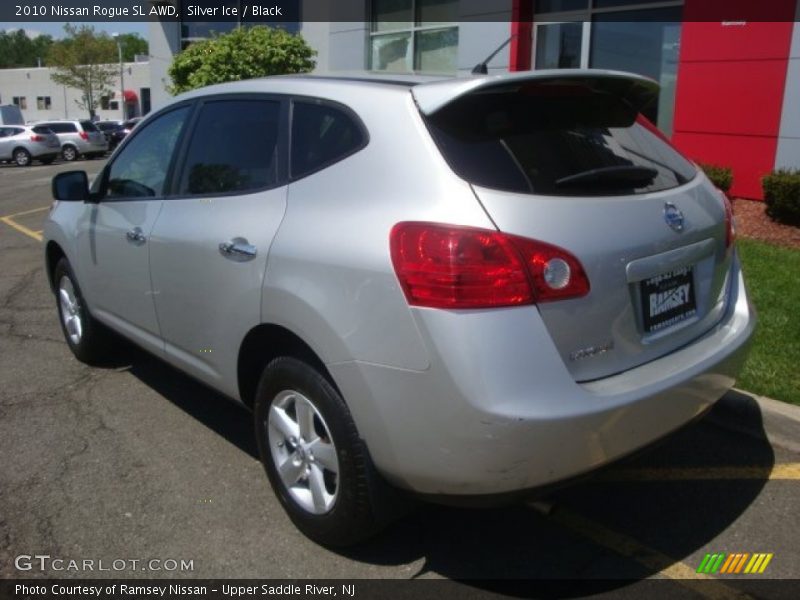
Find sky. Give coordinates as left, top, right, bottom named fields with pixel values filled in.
left=1, top=21, right=149, bottom=39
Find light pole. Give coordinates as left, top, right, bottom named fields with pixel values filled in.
left=112, top=33, right=125, bottom=120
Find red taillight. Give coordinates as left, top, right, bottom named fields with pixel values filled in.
left=79, top=131, right=89, bottom=141
left=723, top=193, right=736, bottom=249
left=390, top=222, right=590, bottom=309
left=30, top=134, right=44, bottom=142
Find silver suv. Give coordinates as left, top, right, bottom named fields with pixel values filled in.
left=0, top=124, right=60, bottom=166
left=35, top=119, right=108, bottom=161
left=44, top=71, right=755, bottom=546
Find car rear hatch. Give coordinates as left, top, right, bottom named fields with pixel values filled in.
left=80, top=120, right=107, bottom=146
left=32, top=126, right=60, bottom=148
left=413, top=71, right=735, bottom=382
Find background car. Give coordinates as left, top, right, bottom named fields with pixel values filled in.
left=0, top=124, right=60, bottom=166
left=44, top=71, right=755, bottom=547
left=95, top=120, right=123, bottom=152
left=35, top=119, right=108, bottom=161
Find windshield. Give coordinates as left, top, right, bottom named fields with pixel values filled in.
left=425, top=82, right=696, bottom=196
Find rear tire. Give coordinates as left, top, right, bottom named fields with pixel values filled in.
left=62, top=145, right=78, bottom=161
left=13, top=148, right=31, bottom=167
left=254, top=357, right=402, bottom=546
left=53, top=258, right=114, bottom=364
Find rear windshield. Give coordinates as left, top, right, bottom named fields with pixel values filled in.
left=425, top=81, right=696, bottom=196
left=80, top=120, right=99, bottom=132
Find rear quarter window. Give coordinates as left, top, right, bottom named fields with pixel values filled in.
left=426, top=83, right=696, bottom=197
left=80, top=121, right=99, bottom=132
left=290, top=100, right=366, bottom=180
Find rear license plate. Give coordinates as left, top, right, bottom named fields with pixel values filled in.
left=640, top=266, right=696, bottom=333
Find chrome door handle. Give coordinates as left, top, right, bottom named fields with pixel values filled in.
left=126, top=227, right=146, bottom=244
left=219, top=238, right=257, bottom=261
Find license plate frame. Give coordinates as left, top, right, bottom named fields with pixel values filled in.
left=640, top=266, right=697, bottom=334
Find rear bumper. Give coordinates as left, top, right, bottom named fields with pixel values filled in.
left=330, top=258, right=755, bottom=496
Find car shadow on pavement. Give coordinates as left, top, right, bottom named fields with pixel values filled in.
left=120, top=350, right=775, bottom=596
left=121, top=347, right=260, bottom=460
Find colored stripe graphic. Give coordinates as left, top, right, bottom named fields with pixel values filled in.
left=701, top=552, right=774, bottom=575
left=697, top=554, right=712, bottom=573
left=758, top=554, right=774, bottom=573
left=698, top=553, right=727, bottom=574
left=720, top=554, right=736, bottom=573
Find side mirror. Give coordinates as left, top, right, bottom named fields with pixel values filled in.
left=52, top=171, right=89, bottom=202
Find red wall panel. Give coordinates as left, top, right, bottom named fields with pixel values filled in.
left=672, top=2, right=796, bottom=199
left=672, top=132, right=778, bottom=200
left=679, top=19, right=794, bottom=62
left=673, top=61, right=789, bottom=137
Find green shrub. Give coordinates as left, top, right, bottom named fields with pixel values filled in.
left=762, top=169, right=800, bottom=226
left=168, top=26, right=316, bottom=94
left=699, top=163, right=733, bottom=193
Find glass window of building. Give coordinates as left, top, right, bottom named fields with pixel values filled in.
left=532, top=1, right=684, bottom=136
left=370, top=0, right=459, bottom=74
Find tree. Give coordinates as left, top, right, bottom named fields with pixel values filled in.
left=116, top=33, right=149, bottom=62
left=47, top=25, right=117, bottom=119
left=168, top=26, right=316, bottom=95
left=0, top=29, right=53, bottom=68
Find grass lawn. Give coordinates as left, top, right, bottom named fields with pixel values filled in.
left=736, top=238, right=800, bottom=405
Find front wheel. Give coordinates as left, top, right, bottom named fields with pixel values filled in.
left=53, top=258, right=114, bottom=364
left=254, top=357, right=401, bottom=546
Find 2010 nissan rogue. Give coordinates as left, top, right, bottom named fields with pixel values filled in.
left=44, top=71, right=756, bottom=546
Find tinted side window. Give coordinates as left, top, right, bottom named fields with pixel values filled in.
left=290, top=101, right=365, bottom=179
left=32, top=125, right=53, bottom=135
left=107, top=107, right=190, bottom=199
left=48, top=123, right=75, bottom=134
left=80, top=120, right=99, bottom=132
left=178, top=99, right=281, bottom=196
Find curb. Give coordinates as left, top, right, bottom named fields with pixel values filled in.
left=710, top=388, right=800, bottom=453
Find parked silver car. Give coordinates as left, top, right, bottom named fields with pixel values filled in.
left=35, top=119, right=108, bottom=161
left=44, top=71, right=755, bottom=546
left=0, top=124, right=60, bottom=166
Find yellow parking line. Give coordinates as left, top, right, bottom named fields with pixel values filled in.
left=549, top=507, right=751, bottom=599
left=0, top=216, right=43, bottom=242
left=598, top=464, right=800, bottom=482
left=3, top=205, right=50, bottom=218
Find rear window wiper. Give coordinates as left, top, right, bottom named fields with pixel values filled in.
left=555, top=165, right=658, bottom=188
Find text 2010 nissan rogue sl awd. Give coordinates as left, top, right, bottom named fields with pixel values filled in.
left=44, top=71, right=755, bottom=546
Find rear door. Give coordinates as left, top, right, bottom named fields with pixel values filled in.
left=148, top=96, right=288, bottom=398
left=419, top=73, right=733, bottom=381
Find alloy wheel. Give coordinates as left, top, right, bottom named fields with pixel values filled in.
left=267, top=390, right=340, bottom=514
left=58, top=276, right=83, bottom=345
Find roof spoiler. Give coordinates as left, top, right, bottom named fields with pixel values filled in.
left=412, top=69, right=660, bottom=116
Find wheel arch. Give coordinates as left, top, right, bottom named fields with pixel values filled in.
left=45, top=241, right=66, bottom=293
left=237, top=323, right=340, bottom=410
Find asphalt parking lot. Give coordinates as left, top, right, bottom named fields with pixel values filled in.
left=1, top=160, right=799, bottom=598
